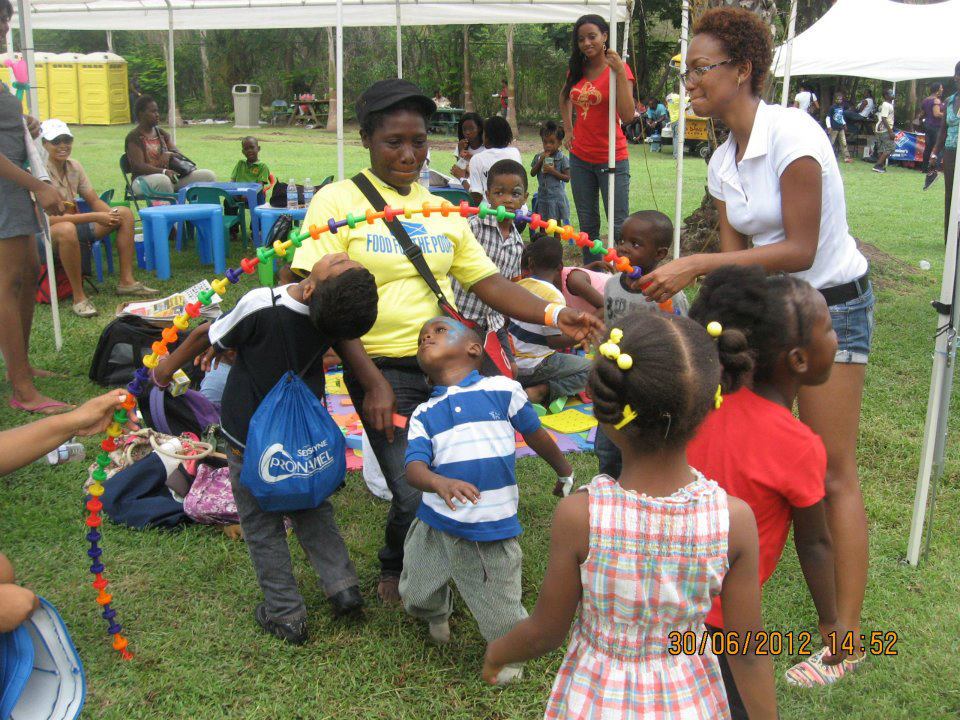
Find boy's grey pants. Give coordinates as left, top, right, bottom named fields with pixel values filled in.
left=228, top=447, right=359, bottom=622
left=399, top=518, right=527, bottom=641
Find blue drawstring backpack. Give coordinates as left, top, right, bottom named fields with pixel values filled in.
left=239, top=292, right=346, bottom=512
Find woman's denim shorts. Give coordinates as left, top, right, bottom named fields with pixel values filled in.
left=828, top=281, right=875, bottom=365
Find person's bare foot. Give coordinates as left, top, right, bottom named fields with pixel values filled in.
left=525, top=384, right=549, bottom=405
left=377, top=576, right=401, bottom=605
left=29, top=366, right=67, bottom=379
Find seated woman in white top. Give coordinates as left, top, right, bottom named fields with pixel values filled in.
left=639, top=5, right=873, bottom=690
left=467, top=115, right=522, bottom=205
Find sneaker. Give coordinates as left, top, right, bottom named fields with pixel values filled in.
left=493, top=664, right=524, bottom=685
left=428, top=618, right=451, bottom=644
left=254, top=603, right=307, bottom=645
left=72, top=299, right=98, bottom=317
left=872, top=166, right=886, bottom=174
left=924, top=170, right=940, bottom=191
left=329, top=586, right=365, bottom=619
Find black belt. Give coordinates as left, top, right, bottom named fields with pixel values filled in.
left=820, top=272, right=869, bottom=307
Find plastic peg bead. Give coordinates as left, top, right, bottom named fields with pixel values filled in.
left=96, top=452, right=111, bottom=467
left=256, top=246, right=274, bottom=264
left=439, top=201, right=454, bottom=217
left=240, top=257, right=258, bottom=274
left=529, top=214, right=544, bottom=230
left=458, top=201, right=472, bottom=217
left=86, top=514, right=102, bottom=529
left=345, top=212, right=360, bottom=229
left=151, top=341, right=169, bottom=356
left=615, top=257, right=631, bottom=273
left=421, top=202, right=433, bottom=217
left=173, top=314, right=190, bottom=331
left=92, top=468, right=107, bottom=481
left=88, top=483, right=105, bottom=498
left=92, top=576, right=108, bottom=590
left=476, top=202, right=492, bottom=218
left=89, top=563, right=104, bottom=575
left=628, top=266, right=643, bottom=279
left=101, top=438, right=117, bottom=452
left=106, top=423, right=123, bottom=438
left=364, top=209, right=379, bottom=224
left=326, top=218, right=340, bottom=234
left=604, top=249, right=618, bottom=263
left=211, top=278, right=229, bottom=295
left=494, top=205, right=508, bottom=222
left=102, top=607, right=117, bottom=620
left=87, top=545, right=103, bottom=558
left=560, top=225, right=575, bottom=241
left=288, top=234, right=303, bottom=249
left=383, top=206, right=399, bottom=222
left=86, top=499, right=103, bottom=514
left=113, top=634, right=128, bottom=650
left=122, top=395, right=137, bottom=411
left=403, top=206, right=414, bottom=219
left=309, top=224, right=322, bottom=239
left=197, top=289, right=215, bottom=306
left=591, top=239, right=605, bottom=255
left=127, top=382, right=144, bottom=397
left=544, top=219, right=558, bottom=236
left=271, top=240, right=287, bottom=258
left=142, top=353, right=159, bottom=369
left=576, top=232, right=591, bottom=247
left=161, top=327, right=178, bottom=344
left=113, top=410, right=128, bottom=424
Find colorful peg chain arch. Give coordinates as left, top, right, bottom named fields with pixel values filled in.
left=86, top=200, right=642, bottom=659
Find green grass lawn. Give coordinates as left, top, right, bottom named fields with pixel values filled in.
left=2, top=124, right=959, bottom=718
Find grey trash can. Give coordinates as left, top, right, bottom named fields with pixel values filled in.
left=232, top=84, right=262, bottom=129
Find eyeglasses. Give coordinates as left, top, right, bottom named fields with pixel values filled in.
left=679, top=59, right=733, bottom=84
left=49, top=136, right=73, bottom=146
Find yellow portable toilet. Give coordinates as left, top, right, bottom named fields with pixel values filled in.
left=34, top=52, right=53, bottom=120
left=48, top=52, right=81, bottom=124
left=79, top=52, right=128, bottom=125
left=0, top=52, right=51, bottom=118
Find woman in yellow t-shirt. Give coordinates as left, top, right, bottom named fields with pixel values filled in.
left=293, top=79, right=602, bottom=604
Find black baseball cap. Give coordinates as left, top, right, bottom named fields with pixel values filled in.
left=355, top=79, right=436, bottom=126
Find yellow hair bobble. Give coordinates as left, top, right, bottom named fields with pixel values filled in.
left=707, top=321, right=723, bottom=338
left=609, top=328, right=624, bottom=343
left=714, top=384, right=724, bottom=410
left=599, top=342, right=619, bottom=360
left=617, top=353, right=633, bottom=371
left=600, top=328, right=632, bottom=370
left=614, top=404, right=638, bottom=430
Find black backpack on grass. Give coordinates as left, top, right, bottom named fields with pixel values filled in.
left=88, top=316, right=202, bottom=388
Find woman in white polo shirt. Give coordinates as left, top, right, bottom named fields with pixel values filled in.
left=641, top=6, right=873, bottom=687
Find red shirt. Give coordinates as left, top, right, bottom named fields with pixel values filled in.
left=569, top=65, right=635, bottom=164
left=687, top=388, right=826, bottom=628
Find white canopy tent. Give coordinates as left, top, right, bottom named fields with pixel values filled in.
left=770, top=0, right=960, bottom=82
left=13, top=0, right=628, bottom=182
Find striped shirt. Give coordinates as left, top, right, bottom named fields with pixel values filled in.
left=451, top=214, right=524, bottom=333
left=508, top=277, right=564, bottom=371
left=405, top=371, right=542, bottom=541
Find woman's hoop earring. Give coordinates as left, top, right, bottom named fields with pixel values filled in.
left=737, top=76, right=743, bottom=89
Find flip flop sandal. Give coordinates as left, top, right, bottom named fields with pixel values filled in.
left=785, top=647, right=854, bottom=687
left=8, top=398, right=72, bottom=415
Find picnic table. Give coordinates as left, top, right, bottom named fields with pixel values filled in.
left=430, top=107, right=464, bottom=135
left=289, top=98, right=330, bottom=127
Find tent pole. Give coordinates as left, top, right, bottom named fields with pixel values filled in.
left=16, top=0, right=39, bottom=118
left=5, top=28, right=13, bottom=53
left=336, top=0, right=344, bottom=180
left=780, top=0, right=797, bottom=107
left=165, top=0, right=176, bottom=144
left=908, top=147, right=960, bottom=566
left=672, top=0, right=688, bottom=260
left=605, top=0, right=617, bottom=248
left=395, top=0, right=402, bottom=79
left=106, top=30, right=113, bottom=53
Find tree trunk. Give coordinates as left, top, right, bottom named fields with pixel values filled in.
left=199, top=30, right=214, bottom=111
left=506, top=24, right=519, bottom=137
left=325, top=26, right=337, bottom=132
left=462, top=26, right=474, bottom=112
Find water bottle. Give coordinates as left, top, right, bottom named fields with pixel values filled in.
left=286, top=178, right=298, bottom=209
left=419, top=150, right=431, bottom=189
left=303, top=178, right=314, bottom=208
left=37, top=441, right=85, bottom=465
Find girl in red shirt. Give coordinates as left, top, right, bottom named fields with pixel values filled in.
left=560, top=14, right=635, bottom=264
left=687, top=265, right=855, bottom=712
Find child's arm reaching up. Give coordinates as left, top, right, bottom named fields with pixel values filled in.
left=521, top=427, right=574, bottom=497
left=721, top=497, right=779, bottom=719
left=152, top=322, right=213, bottom=387
left=483, top=491, right=588, bottom=682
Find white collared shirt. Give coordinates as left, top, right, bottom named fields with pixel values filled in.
left=707, top=101, right=867, bottom=290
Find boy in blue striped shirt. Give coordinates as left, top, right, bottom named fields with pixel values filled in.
left=399, top=317, right=573, bottom=683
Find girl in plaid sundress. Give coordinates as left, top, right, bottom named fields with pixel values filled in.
left=483, top=310, right=778, bottom=719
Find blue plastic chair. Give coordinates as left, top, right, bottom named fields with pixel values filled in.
left=139, top=204, right=224, bottom=280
